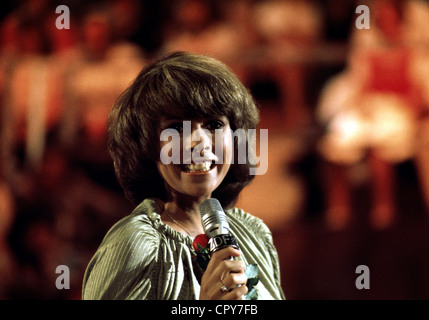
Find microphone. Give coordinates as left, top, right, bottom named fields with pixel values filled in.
left=199, top=198, right=239, bottom=255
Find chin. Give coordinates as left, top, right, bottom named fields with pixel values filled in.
left=158, top=161, right=230, bottom=202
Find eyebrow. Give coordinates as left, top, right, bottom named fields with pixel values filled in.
left=157, top=118, right=183, bottom=131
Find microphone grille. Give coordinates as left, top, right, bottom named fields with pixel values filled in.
left=199, top=198, right=229, bottom=237
left=199, top=198, right=223, bottom=214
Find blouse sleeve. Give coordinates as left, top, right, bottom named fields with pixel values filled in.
left=227, top=208, right=286, bottom=300
left=259, top=222, right=285, bottom=299
left=250, top=215, right=285, bottom=300
left=81, top=215, right=162, bottom=300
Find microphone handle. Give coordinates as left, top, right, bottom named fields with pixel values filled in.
left=208, top=233, right=240, bottom=255
left=208, top=234, right=243, bottom=289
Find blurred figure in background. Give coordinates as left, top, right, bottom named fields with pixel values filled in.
left=64, top=5, right=145, bottom=178
left=252, top=0, right=324, bottom=130
left=161, top=0, right=255, bottom=83
left=0, top=15, right=21, bottom=185
left=161, top=0, right=217, bottom=55
left=404, top=0, right=429, bottom=214
left=0, top=174, right=16, bottom=298
left=317, top=0, right=425, bottom=230
left=109, top=0, right=144, bottom=43
left=7, top=17, right=56, bottom=174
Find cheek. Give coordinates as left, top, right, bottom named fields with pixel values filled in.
left=156, top=163, right=182, bottom=194
left=219, top=130, right=233, bottom=165
left=156, top=160, right=175, bottom=179
left=156, top=162, right=167, bottom=182
left=159, top=133, right=182, bottom=165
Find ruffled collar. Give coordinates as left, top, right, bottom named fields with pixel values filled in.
left=137, top=198, right=194, bottom=248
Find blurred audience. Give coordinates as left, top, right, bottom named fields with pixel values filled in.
left=0, top=0, right=141, bottom=299
left=0, top=0, right=428, bottom=299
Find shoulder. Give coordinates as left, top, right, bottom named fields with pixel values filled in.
left=96, top=199, right=164, bottom=261
left=86, top=198, right=168, bottom=275
left=105, top=206, right=159, bottom=242
left=225, top=207, right=277, bottom=261
left=82, top=199, right=165, bottom=299
left=226, top=207, right=272, bottom=237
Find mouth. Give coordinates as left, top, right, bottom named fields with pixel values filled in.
left=180, top=160, right=216, bottom=174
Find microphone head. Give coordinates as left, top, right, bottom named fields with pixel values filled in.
left=199, top=198, right=230, bottom=238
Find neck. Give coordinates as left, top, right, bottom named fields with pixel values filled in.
left=163, top=196, right=208, bottom=237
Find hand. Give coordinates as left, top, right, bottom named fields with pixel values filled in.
left=199, top=246, right=248, bottom=300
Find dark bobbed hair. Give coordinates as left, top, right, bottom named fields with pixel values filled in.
left=108, top=52, right=260, bottom=208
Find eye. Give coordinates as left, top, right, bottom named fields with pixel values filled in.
left=205, top=119, right=225, bottom=131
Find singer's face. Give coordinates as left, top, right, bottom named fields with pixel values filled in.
left=156, top=116, right=233, bottom=200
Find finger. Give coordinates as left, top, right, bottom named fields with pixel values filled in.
left=202, top=260, right=245, bottom=292
left=226, top=259, right=246, bottom=274
left=222, top=272, right=248, bottom=290
left=209, top=275, right=248, bottom=300
left=201, top=259, right=246, bottom=300
left=206, top=258, right=246, bottom=284
left=211, top=246, right=241, bottom=263
left=204, top=246, right=241, bottom=275
left=220, top=285, right=248, bottom=300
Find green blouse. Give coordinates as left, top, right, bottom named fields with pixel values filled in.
left=82, top=198, right=285, bottom=300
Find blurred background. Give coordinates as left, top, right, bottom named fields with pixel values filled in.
left=1, top=0, right=429, bottom=299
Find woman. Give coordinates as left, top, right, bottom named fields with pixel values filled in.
left=317, top=0, right=423, bottom=230
left=82, top=52, right=285, bottom=300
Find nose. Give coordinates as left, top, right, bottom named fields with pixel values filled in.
left=190, top=126, right=212, bottom=153
left=182, top=123, right=213, bottom=163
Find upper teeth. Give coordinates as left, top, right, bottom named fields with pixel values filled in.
left=183, top=161, right=212, bottom=172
